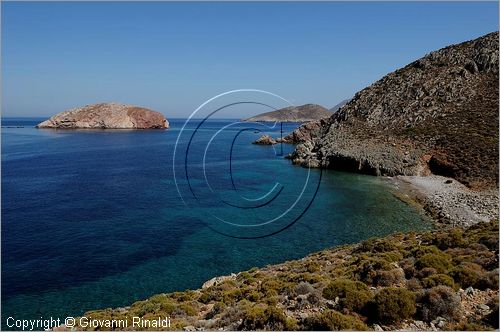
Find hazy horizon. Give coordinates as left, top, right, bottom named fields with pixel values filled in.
left=2, top=1, right=498, bottom=118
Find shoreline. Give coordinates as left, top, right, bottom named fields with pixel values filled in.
left=386, top=175, right=499, bottom=228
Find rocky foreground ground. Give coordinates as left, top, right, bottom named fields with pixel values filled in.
left=65, top=221, right=498, bottom=331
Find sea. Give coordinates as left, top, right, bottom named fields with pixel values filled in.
left=1, top=117, right=432, bottom=328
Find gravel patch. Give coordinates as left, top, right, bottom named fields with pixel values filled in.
left=388, top=175, right=498, bottom=227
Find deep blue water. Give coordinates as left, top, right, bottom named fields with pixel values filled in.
left=1, top=118, right=431, bottom=327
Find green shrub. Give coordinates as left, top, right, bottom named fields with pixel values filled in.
left=415, top=252, right=452, bottom=273
left=417, top=267, right=438, bottom=279
left=322, top=279, right=373, bottom=312
left=307, top=292, right=321, bottom=305
left=406, top=278, right=423, bottom=291
left=475, top=270, right=499, bottom=290
left=246, top=290, right=262, bottom=302
left=131, top=295, right=177, bottom=316
left=221, top=288, right=243, bottom=304
left=424, top=228, right=466, bottom=250
left=306, top=261, right=321, bottom=273
left=296, top=282, right=316, bottom=295
left=379, top=251, right=404, bottom=263
left=411, top=245, right=441, bottom=258
left=359, top=237, right=399, bottom=253
left=421, top=274, right=456, bottom=289
left=240, top=306, right=297, bottom=330
left=170, top=291, right=195, bottom=302
left=485, top=302, right=499, bottom=329
left=205, top=302, right=226, bottom=319
left=287, top=272, right=323, bottom=284
left=198, top=292, right=213, bottom=304
left=373, top=287, right=416, bottom=323
left=352, top=255, right=392, bottom=284
left=450, top=264, right=481, bottom=289
left=478, top=233, right=499, bottom=251
left=400, top=257, right=416, bottom=278
left=178, top=303, right=197, bottom=316
left=374, top=268, right=406, bottom=287
left=260, top=279, right=280, bottom=293
left=303, top=310, right=369, bottom=331
left=418, top=286, right=461, bottom=322
left=237, top=272, right=255, bottom=285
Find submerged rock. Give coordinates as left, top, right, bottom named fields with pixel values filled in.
left=36, top=103, right=169, bottom=129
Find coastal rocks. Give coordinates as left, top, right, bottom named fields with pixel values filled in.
left=252, top=134, right=277, bottom=145
left=290, top=130, right=428, bottom=177
left=36, top=103, right=169, bottom=129
left=282, top=119, right=326, bottom=144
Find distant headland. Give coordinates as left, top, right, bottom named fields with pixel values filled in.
left=243, top=104, right=330, bottom=122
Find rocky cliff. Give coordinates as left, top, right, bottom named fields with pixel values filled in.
left=36, top=103, right=169, bottom=129
left=244, top=104, right=330, bottom=122
left=289, top=32, right=499, bottom=189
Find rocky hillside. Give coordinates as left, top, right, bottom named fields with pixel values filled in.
left=289, top=32, right=498, bottom=189
left=67, top=221, right=498, bottom=331
left=244, top=104, right=330, bottom=122
left=36, top=103, right=169, bottom=129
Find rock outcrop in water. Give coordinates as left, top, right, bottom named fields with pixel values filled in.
left=244, top=104, right=330, bottom=122
left=36, top=103, right=169, bottom=129
left=288, top=32, right=499, bottom=189
left=252, top=134, right=277, bottom=145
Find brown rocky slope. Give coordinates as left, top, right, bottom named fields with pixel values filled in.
left=288, top=32, right=499, bottom=190
left=36, top=103, right=169, bottom=129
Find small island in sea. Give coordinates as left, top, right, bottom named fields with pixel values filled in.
left=36, top=103, right=169, bottom=129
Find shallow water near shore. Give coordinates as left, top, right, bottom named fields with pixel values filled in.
left=1, top=118, right=432, bottom=327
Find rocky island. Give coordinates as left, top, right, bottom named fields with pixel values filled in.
left=36, top=103, right=169, bottom=129
left=244, top=104, right=330, bottom=122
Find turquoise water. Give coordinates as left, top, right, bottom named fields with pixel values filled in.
left=1, top=118, right=432, bottom=327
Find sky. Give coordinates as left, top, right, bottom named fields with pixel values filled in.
left=1, top=1, right=498, bottom=118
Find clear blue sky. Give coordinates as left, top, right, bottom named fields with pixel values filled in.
left=2, top=1, right=498, bottom=118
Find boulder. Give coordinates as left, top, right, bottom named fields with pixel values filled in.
left=252, top=134, right=277, bottom=145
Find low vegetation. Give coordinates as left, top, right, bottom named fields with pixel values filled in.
left=73, top=221, right=498, bottom=331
